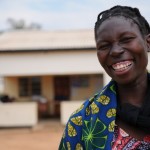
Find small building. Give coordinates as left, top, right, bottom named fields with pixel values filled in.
left=2, top=29, right=149, bottom=120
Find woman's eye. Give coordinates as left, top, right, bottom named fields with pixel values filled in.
left=97, top=44, right=110, bottom=50
left=120, top=37, right=134, bottom=43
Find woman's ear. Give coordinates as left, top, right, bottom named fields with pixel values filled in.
left=146, top=34, right=150, bottom=52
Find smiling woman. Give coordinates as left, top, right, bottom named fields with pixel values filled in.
left=96, top=16, right=149, bottom=85
left=59, top=5, right=150, bottom=150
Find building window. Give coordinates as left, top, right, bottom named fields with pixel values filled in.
left=19, top=77, right=41, bottom=96
left=71, top=76, right=89, bottom=87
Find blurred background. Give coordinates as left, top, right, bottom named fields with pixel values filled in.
left=0, top=0, right=149, bottom=150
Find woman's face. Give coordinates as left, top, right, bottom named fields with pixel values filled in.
left=96, top=16, right=150, bottom=84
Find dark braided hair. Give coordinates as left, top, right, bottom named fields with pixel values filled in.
left=95, top=5, right=150, bottom=39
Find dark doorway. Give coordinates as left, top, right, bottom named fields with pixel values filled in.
left=53, top=76, right=70, bottom=117
left=54, top=76, right=70, bottom=101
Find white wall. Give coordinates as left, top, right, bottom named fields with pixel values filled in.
left=0, top=102, right=38, bottom=127
left=147, top=53, right=150, bottom=70
left=0, top=77, right=4, bottom=93
left=0, top=50, right=102, bottom=76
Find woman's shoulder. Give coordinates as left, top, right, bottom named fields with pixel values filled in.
left=69, top=92, right=100, bottom=117
left=60, top=81, right=117, bottom=149
left=69, top=80, right=117, bottom=119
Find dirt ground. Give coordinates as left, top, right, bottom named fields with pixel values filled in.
left=0, top=119, right=64, bottom=150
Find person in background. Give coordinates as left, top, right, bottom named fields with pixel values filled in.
left=59, top=5, right=150, bottom=150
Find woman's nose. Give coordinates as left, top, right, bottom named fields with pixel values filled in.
left=109, top=43, right=124, bottom=57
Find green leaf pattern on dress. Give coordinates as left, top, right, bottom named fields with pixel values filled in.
left=110, top=84, right=116, bottom=94
left=82, top=118, right=107, bottom=149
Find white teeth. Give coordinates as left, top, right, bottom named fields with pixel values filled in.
left=112, top=61, right=132, bottom=71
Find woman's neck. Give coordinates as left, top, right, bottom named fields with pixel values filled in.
left=117, top=73, right=148, bottom=107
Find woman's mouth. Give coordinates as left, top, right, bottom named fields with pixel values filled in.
left=111, top=60, right=133, bottom=72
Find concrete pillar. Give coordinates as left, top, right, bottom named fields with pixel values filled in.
left=103, top=71, right=111, bottom=86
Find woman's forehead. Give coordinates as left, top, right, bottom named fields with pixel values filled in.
left=96, top=16, right=140, bottom=35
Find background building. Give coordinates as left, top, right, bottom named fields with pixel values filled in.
left=0, top=29, right=149, bottom=120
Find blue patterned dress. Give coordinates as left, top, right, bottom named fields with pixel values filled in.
left=59, top=80, right=117, bottom=150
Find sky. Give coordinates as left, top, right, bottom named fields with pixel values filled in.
left=0, top=0, right=150, bottom=31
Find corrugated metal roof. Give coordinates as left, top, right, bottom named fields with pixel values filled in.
left=0, top=29, right=96, bottom=51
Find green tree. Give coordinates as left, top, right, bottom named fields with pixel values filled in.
left=7, top=18, right=42, bottom=30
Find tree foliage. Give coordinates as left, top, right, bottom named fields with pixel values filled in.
left=7, top=18, right=42, bottom=30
